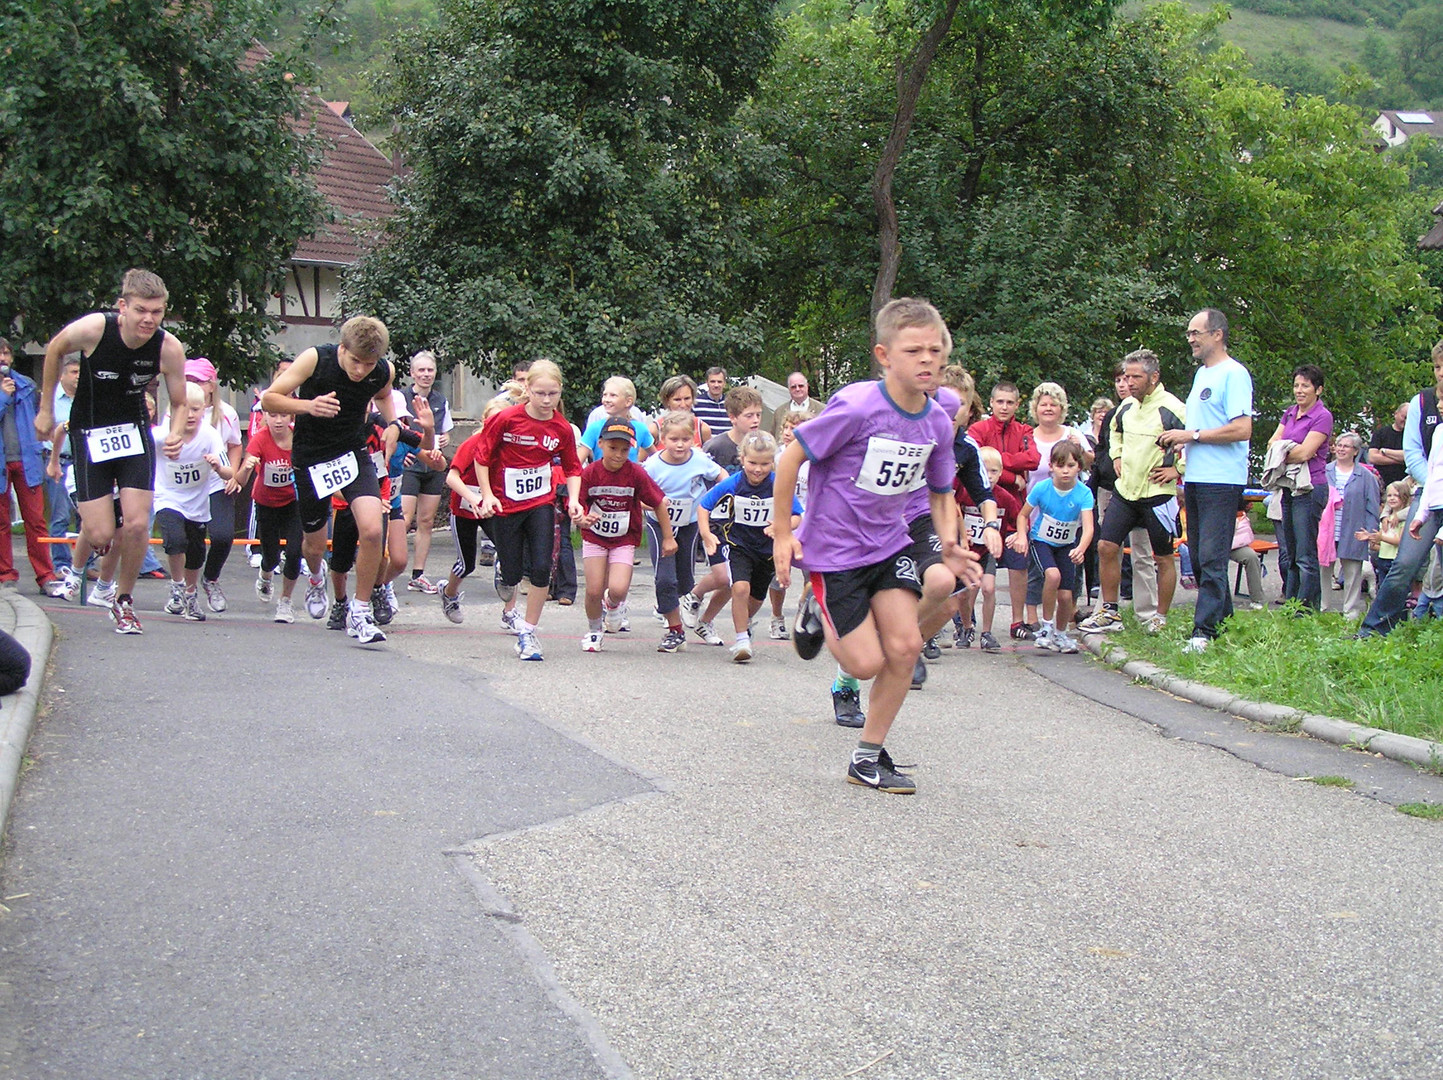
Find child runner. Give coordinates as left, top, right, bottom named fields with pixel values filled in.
left=686, top=385, right=765, bottom=644
left=763, top=411, right=812, bottom=640
left=579, top=377, right=655, bottom=463
left=473, top=360, right=584, bottom=660
left=774, top=298, right=978, bottom=792
left=154, top=383, right=233, bottom=622
left=955, top=446, right=1021, bottom=652
left=577, top=418, right=675, bottom=651
left=644, top=410, right=728, bottom=653
left=232, top=408, right=302, bottom=622
left=185, top=358, right=244, bottom=613
left=698, top=431, right=802, bottom=662
left=1014, top=441, right=1095, bottom=653
left=436, top=392, right=517, bottom=624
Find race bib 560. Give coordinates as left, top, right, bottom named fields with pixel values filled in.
left=504, top=464, right=551, bottom=502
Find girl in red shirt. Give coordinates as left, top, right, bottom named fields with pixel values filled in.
left=473, top=361, right=583, bottom=661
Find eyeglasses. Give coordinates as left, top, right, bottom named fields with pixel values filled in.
left=1184, top=328, right=1214, bottom=339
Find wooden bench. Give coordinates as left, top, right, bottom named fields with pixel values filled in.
left=1234, top=538, right=1278, bottom=596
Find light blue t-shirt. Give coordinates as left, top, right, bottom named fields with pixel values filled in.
left=642, top=447, right=726, bottom=527
left=581, top=415, right=655, bottom=462
left=1027, top=478, right=1095, bottom=548
left=1183, top=357, right=1253, bottom=485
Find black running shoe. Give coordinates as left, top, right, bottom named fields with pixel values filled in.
left=922, top=635, right=942, bottom=660
left=910, top=655, right=927, bottom=690
left=371, top=587, right=394, bottom=626
left=327, top=597, right=348, bottom=631
left=832, top=685, right=864, bottom=728
left=847, top=755, right=916, bottom=794
left=793, top=592, right=825, bottom=661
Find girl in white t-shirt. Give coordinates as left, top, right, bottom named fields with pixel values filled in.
left=155, top=383, right=233, bottom=622
left=185, top=359, right=244, bottom=613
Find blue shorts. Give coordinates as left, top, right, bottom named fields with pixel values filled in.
left=1029, top=540, right=1078, bottom=594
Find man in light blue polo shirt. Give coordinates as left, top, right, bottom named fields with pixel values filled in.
left=1158, top=308, right=1253, bottom=651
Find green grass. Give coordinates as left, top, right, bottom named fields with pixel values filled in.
left=1306, top=774, right=1357, bottom=787
left=1103, top=605, right=1443, bottom=743
left=1398, top=802, right=1443, bottom=819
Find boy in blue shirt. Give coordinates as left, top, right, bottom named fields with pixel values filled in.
left=698, top=431, right=802, bottom=663
left=1015, top=441, right=1095, bottom=653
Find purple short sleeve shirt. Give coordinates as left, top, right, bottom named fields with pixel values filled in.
left=1280, top=401, right=1334, bottom=487
left=794, top=380, right=955, bottom=572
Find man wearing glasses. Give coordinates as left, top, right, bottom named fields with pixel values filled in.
left=770, top=371, right=824, bottom=438
left=1157, top=308, right=1253, bottom=653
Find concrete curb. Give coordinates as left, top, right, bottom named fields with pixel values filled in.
left=1083, top=632, right=1443, bottom=772
left=0, top=594, right=56, bottom=843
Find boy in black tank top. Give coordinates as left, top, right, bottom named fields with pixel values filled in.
left=261, top=316, right=399, bottom=645
left=35, top=269, right=189, bottom=635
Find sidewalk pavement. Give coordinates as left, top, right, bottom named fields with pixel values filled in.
left=1, top=550, right=1441, bottom=1078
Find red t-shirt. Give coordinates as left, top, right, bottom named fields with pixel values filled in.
left=578, top=459, right=666, bottom=548
left=476, top=403, right=581, bottom=515
left=247, top=427, right=296, bottom=508
left=957, top=480, right=1021, bottom=553
left=448, top=429, right=486, bottom=520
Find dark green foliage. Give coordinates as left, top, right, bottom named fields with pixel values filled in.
left=343, top=0, right=780, bottom=414
left=1227, top=0, right=1413, bottom=29
left=0, top=0, right=327, bottom=385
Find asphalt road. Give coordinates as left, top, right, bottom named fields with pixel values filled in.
left=2, top=548, right=1442, bottom=1079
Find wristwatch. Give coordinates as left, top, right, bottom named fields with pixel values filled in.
left=983, top=521, right=1002, bottom=531
left=1192, top=430, right=1201, bottom=442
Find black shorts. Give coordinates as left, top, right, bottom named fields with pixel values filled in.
left=1099, top=493, right=1177, bottom=556
left=71, top=423, right=155, bottom=503
left=482, top=502, right=555, bottom=588
left=401, top=467, right=446, bottom=498
left=707, top=538, right=730, bottom=567
left=729, top=545, right=775, bottom=602
left=808, top=545, right=922, bottom=640
left=907, top=514, right=944, bottom=575
left=1029, top=540, right=1078, bottom=594
left=293, top=449, right=381, bottom=534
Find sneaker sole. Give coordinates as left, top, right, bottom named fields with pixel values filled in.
left=846, top=773, right=915, bottom=794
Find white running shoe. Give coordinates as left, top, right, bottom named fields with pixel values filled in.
left=678, top=592, right=700, bottom=629
left=581, top=631, right=603, bottom=653
left=274, top=596, right=295, bottom=623
left=304, top=576, right=327, bottom=619
left=256, top=572, right=273, bottom=600
left=730, top=635, right=753, bottom=663
left=515, top=630, right=543, bottom=661
left=693, top=620, right=723, bottom=646
left=346, top=600, right=386, bottom=643
left=87, top=580, right=118, bottom=609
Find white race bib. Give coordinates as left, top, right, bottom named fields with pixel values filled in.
left=732, top=495, right=773, bottom=528
left=589, top=506, right=630, bottom=538
left=167, top=460, right=207, bottom=490
left=371, top=450, right=387, bottom=479
left=963, top=508, right=986, bottom=545
left=855, top=436, right=931, bottom=495
left=86, top=423, right=143, bottom=463
left=504, top=464, right=551, bottom=502
left=664, top=497, right=693, bottom=527
left=263, top=461, right=294, bottom=488
left=1037, top=513, right=1080, bottom=546
left=308, top=451, right=358, bottom=498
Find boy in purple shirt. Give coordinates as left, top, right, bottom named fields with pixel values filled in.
left=773, top=298, right=979, bottom=794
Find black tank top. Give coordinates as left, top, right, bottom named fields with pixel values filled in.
left=292, top=344, right=392, bottom=463
left=71, top=312, right=163, bottom=431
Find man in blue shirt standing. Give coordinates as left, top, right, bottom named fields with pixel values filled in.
left=1158, top=309, right=1254, bottom=652
left=46, top=356, right=79, bottom=574
left=0, top=337, right=65, bottom=595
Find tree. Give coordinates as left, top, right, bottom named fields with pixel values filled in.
left=343, top=0, right=780, bottom=415
left=1156, top=33, right=1439, bottom=433
left=0, top=0, right=327, bottom=384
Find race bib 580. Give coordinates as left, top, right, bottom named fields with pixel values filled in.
left=86, top=423, right=143, bottom=463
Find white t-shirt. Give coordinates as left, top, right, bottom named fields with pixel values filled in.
left=203, top=402, right=243, bottom=496
left=1027, top=426, right=1092, bottom=493
left=154, top=425, right=227, bottom=521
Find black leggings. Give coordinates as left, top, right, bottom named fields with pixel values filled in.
left=450, top=516, right=483, bottom=581
left=482, top=502, right=555, bottom=589
left=203, top=489, right=235, bottom=582
left=156, top=508, right=208, bottom=570
left=331, top=508, right=359, bottom=575
left=256, top=502, right=303, bottom=581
